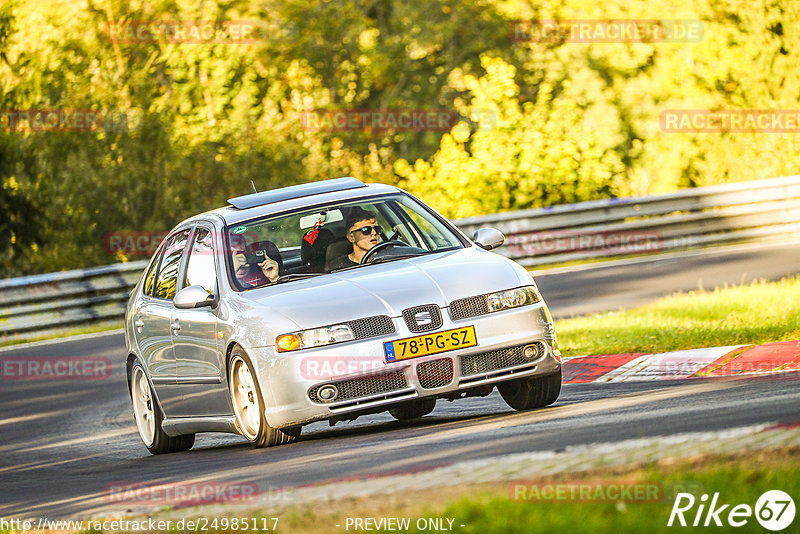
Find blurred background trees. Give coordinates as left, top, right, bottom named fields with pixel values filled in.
left=0, top=0, right=797, bottom=275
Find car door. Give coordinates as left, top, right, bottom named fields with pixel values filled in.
left=139, top=228, right=191, bottom=416
left=170, top=224, right=230, bottom=416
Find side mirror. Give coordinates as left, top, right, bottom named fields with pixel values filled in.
left=174, top=285, right=215, bottom=309
left=473, top=227, right=505, bottom=251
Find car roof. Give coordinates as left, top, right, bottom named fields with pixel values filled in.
left=184, top=178, right=403, bottom=227
left=228, top=177, right=367, bottom=209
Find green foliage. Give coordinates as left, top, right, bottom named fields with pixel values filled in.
left=555, top=276, right=800, bottom=357
left=398, top=0, right=800, bottom=218
left=0, top=0, right=798, bottom=275
left=395, top=56, right=627, bottom=218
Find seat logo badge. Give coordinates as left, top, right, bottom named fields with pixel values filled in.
left=415, top=311, right=432, bottom=326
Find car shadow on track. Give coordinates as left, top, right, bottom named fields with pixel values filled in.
left=187, top=381, right=686, bottom=452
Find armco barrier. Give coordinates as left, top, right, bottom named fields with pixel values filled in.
left=0, top=261, right=147, bottom=340
left=455, top=175, right=800, bottom=266
left=2, top=175, right=800, bottom=340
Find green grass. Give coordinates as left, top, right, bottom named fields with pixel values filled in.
left=418, top=450, right=800, bottom=534
left=554, top=275, right=800, bottom=358
left=182, top=449, right=797, bottom=534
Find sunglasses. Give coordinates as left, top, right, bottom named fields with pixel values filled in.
left=350, top=224, right=383, bottom=237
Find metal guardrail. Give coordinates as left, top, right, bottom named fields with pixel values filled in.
left=456, top=174, right=800, bottom=267
left=0, top=261, right=147, bottom=340
left=2, top=175, right=800, bottom=341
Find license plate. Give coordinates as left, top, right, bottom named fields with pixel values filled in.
left=384, top=326, right=477, bottom=363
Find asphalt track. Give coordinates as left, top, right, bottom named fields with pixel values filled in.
left=1, top=241, right=799, bottom=520
left=534, top=239, right=800, bottom=318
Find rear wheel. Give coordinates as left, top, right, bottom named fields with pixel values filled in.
left=498, top=369, right=562, bottom=411
left=229, top=347, right=298, bottom=447
left=130, top=361, right=195, bottom=454
left=389, top=398, right=436, bottom=420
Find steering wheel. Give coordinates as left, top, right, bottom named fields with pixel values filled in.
left=361, top=240, right=410, bottom=264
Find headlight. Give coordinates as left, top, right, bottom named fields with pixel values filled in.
left=486, top=286, right=540, bottom=313
left=276, top=324, right=355, bottom=352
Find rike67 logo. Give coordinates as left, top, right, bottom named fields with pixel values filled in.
left=668, top=490, right=795, bottom=531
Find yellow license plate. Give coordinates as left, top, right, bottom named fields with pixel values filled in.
left=384, top=326, right=477, bottom=363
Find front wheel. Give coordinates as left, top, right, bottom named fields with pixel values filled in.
left=130, top=361, right=195, bottom=454
left=229, top=347, right=298, bottom=447
left=498, top=369, right=562, bottom=411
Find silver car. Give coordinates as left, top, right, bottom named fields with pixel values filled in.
left=125, top=177, right=562, bottom=454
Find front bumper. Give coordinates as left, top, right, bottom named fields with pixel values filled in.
left=250, top=302, right=561, bottom=428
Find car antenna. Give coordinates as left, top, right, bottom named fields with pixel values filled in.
left=250, top=180, right=258, bottom=194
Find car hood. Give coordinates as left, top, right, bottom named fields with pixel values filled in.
left=236, top=247, right=529, bottom=330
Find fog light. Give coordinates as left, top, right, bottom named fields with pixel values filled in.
left=523, top=344, right=543, bottom=359
left=317, top=384, right=339, bottom=402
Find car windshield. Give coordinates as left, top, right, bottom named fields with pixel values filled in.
left=225, top=193, right=464, bottom=290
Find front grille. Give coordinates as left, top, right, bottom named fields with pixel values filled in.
left=403, top=304, right=443, bottom=333
left=449, top=295, right=489, bottom=320
left=308, top=369, right=407, bottom=404
left=417, top=358, right=454, bottom=389
left=348, top=315, right=395, bottom=339
left=460, top=342, right=546, bottom=377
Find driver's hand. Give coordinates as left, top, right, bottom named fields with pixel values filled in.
left=258, top=257, right=279, bottom=282
left=232, top=252, right=247, bottom=272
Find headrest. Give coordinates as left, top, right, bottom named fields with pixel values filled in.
left=300, top=227, right=335, bottom=266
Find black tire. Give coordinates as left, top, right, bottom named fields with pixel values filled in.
left=498, top=369, right=562, bottom=411
left=228, top=346, right=298, bottom=447
left=130, top=360, right=195, bottom=455
left=389, top=398, right=437, bottom=420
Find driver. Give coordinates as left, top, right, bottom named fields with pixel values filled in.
left=327, top=208, right=383, bottom=269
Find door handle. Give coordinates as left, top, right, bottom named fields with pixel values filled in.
left=171, top=321, right=181, bottom=332
left=134, top=319, right=144, bottom=328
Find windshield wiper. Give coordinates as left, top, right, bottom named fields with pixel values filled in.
left=328, top=250, right=434, bottom=273
left=368, top=252, right=429, bottom=265
left=329, top=253, right=425, bottom=273
left=271, top=273, right=326, bottom=284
